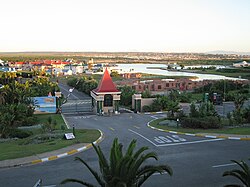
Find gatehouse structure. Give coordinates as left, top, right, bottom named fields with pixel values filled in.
left=91, top=68, right=121, bottom=115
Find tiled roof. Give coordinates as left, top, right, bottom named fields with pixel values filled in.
left=93, top=68, right=119, bottom=93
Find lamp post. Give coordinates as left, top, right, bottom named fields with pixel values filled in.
left=73, top=124, right=75, bottom=136
left=223, top=79, right=226, bottom=117
left=176, top=118, right=179, bottom=129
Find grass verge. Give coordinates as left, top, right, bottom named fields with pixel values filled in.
left=150, top=118, right=250, bottom=135
left=0, top=114, right=100, bottom=161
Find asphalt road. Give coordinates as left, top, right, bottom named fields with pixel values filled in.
left=58, top=83, right=92, bottom=113
left=1, top=113, right=250, bottom=187
left=1, top=85, right=249, bottom=187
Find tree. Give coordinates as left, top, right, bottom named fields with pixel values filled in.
left=234, top=94, right=248, bottom=111
left=223, top=159, right=250, bottom=187
left=61, top=138, right=172, bottom=187
left=189, top=103, right=199, bottom=118
left=119, top=85, right=136, bottom=106
left=0, top=89, right=7, bottom=105
left=166, top=100, right=180, bottom=118
left=110, top=71, right=120, bottom=78
left=0, top=103, right=32, bottom=138
left=232, top=94, right=248, bottom=125
left=141, top=89, right=151, bottom=98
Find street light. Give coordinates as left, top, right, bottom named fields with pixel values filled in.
left=73, top=124, right=75, bottom=136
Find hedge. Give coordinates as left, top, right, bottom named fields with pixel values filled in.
left=181, top=116, right=221, bottom=129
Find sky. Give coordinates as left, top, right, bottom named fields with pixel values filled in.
left=0, top=0, right=250, bottom=53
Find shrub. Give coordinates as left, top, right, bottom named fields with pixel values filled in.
left=20, top=133, right=64, bottom=145
left=181, top=116, right=221, bottom=129
left=243, top=107, right=250, bottom=123
left=9, top=129, right=33, bottom=139
left=142, top=105, right=151, bottom=112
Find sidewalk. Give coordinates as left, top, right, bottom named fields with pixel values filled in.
left=0, top=143, right=89, bottom=169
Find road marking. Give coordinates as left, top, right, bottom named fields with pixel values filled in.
left=212, top=163, right=237, bottom=168
left=128, top=129, right=224, bottom=147
left=64, top=115, right=95, bottom=119
left=134, top=125, right=140, bottom=129
left=166, top=136, right=180, bottom=142
left=151, top=116, right=158, bottom=119
left=128, top=129, right=158, bottom=146
left=156, top=138, right=224, bottom=147
left=109, top=127, right=115, bottom=131
left=154, top=136, right=170, bottom=143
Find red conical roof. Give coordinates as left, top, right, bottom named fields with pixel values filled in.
left=93, top=68, right=119, bottom=93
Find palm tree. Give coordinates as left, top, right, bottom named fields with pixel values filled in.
left=234, top=94, right=248, bottom=111
left=166, top=100, right=180, bottom=118
left=223, top=159, right=250, bottom=187
left=61, top=138, right=173, bottom=187
left=0, top=89, right=7, bottom=105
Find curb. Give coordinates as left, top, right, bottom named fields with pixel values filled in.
left=30, top=130, right=104, bottom=165
left=0, top=130, right=104, bottom=168
left=120, top=108, right=134, bottom=113
left=144, top=111, right=166, bottom=115
left=147, top=119, right=250, bottom=141
left=61, top=113, right=70, bottom=129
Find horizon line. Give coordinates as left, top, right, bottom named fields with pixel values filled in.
left=0, top=50, right=250, bottom=55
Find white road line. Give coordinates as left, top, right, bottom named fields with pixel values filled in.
left=151, top=116, right=158, bottom=119
left=156, top=138, right=224, bottom=147
left=128, top=129, right=224, bottom=147
left=128, top=129, right=158, bottom=146
left=134, top=125, right=140, bottom=129
left=212, top=163, right=237, bottom=168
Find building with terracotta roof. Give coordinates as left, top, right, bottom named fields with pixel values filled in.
left=91, top=68, right=121, bottom=115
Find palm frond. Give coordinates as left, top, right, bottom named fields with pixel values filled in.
left=75, top=157, right=105, bottom=187
left=125, top=139, right=137, bottom=157
left=136, top=165, right=173, bottom=186
left=92, top=142, right=110, bottom=176
left=137, top=165, right=173, bottom=178
left=128, top=152, right=159, bottom=181
left=231, top=160, right=249, bottom=174
left=137, top=171, right=155, bottom=187
left=223, top=170, right=247, bottom=186
left=223, top=159, right=250, bottom=187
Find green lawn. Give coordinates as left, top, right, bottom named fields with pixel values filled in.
left=35, top=113, right=66, bottom=130
left=150, top=118, right=250, bottom=135
left=0, top=114, right=101, bottom=161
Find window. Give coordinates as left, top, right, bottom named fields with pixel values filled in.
left=158, top=85, right=162, bottom=89
left=104, top=94, right=113, bottom=107
left=166, top=83, right=169, bottom=87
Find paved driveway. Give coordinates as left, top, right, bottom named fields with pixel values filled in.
left=1, top=111, right=250, bottom=187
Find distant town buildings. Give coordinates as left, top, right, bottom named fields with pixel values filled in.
left=118, top=78, right=206, bottom=94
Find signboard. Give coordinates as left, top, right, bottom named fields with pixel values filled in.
left=64, top=133, right=75, bottom=140
left=34, top=96, right=57, bottom=113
